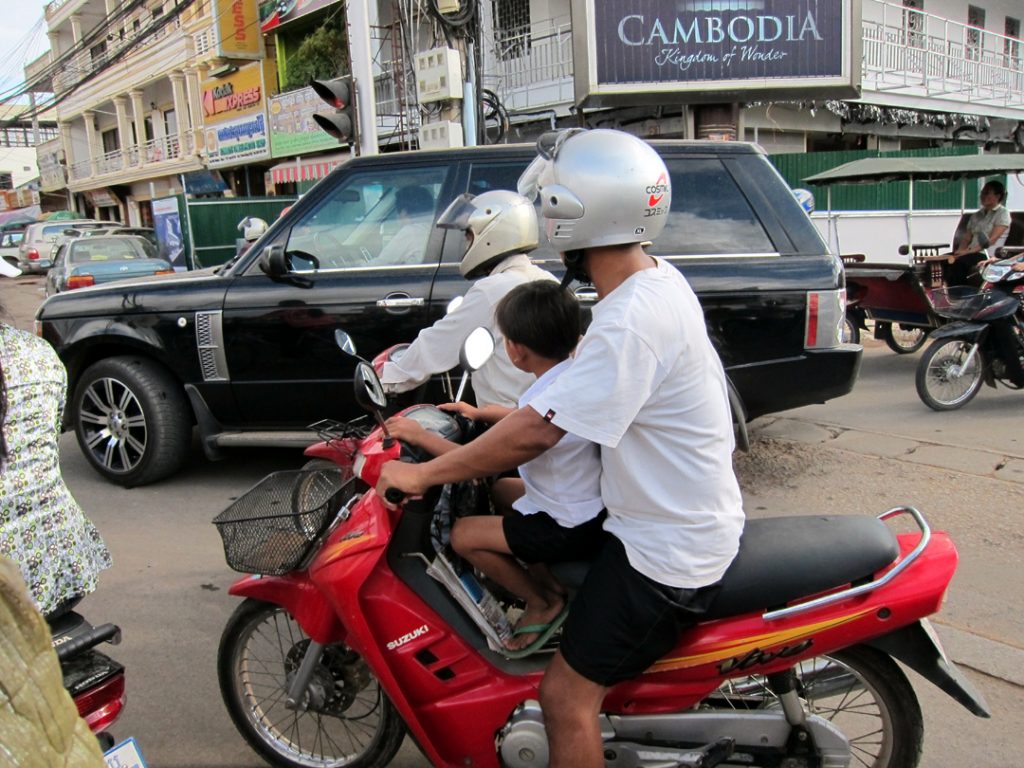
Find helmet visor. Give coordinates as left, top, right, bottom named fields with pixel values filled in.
left=436, top=193, right=478, bottom=231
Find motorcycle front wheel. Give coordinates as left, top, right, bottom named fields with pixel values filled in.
left=710, top=646, right=923, bottom=768
left=218, top=599, right=406, bottom=768
left=916, top=338, right=984, bottom=411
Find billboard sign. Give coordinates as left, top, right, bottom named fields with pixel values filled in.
left=201, top=62, right=271, bottom=166
left=152, top=196, right=187, bottom=270
left=268, top=86, right=341, bottom=157
left=213, top=0, right=263, bottom=59
left=572, top=0, right=861, bottom=106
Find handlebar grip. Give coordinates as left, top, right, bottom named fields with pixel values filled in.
left=384, top=487, right=407, bottom=504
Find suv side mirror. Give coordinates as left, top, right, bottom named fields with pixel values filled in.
left=259, top=244, right=290, bottom=276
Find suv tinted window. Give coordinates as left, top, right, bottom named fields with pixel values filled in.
left=651, top=157, right=775, bottom=257
left=285, top=166, right=449, bottom=270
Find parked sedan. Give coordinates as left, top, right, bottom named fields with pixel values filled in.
left=45, top=235, right=173, bottom=296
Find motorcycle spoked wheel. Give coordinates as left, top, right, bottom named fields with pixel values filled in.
left=218, top=599, right=406, bottom=768
left=915, top=338, right=985, bottom=411
left=707, top=646, right=923, bottom=768
left=878, top=322, right=928, bottom=354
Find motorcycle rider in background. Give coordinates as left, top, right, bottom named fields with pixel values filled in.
left=377, top=128, right=745, bottom=768
left=379, top=189, right=557, bottom=409
left=236, top=216, right=269, bottom=259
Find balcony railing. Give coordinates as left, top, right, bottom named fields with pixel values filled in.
left=67, top=131, right=190, bottom=182
left=53, top=15, right=183, bottom=94
left=862, top=0, right=1024, bottom=108
left=481, top=15, right=574, bottom=112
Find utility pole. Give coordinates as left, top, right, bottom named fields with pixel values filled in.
left=346, top=0, right=378, bottom=156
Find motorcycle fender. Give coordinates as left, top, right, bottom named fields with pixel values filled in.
left=228, top=574, right=344, bottom=644
left=927, top=321, right=988, bottom=344
left=865, top=619, right=990, bottom=717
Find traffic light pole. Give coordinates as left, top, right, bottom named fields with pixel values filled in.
left=346, top=0, right=378, bottom=156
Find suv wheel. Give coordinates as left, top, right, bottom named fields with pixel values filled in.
left=72, top=356, right=192, bottom=487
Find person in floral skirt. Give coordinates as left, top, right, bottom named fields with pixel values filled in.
left=0, top=310, right=111, bottom=617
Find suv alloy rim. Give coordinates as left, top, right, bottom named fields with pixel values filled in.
left=79, top=376, right=148, bottom=473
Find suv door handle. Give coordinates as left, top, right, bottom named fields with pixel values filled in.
left=377, top=293, right=425, bottom=309
left=574, top=287, right=598, bottom=303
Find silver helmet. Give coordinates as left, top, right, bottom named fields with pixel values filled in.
left=517, top=128, right=671, bottom=253
left=436, top=189, right=539, bottom=278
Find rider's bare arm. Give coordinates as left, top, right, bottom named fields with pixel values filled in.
left=376, top=406, right=564, bottom=499
left=384, top=416, right=459, bottom=456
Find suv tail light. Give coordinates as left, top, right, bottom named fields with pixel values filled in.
left=805, top=289, right=846, bottom=349
left=26, top=248, right=39, bottom=261
left=67, top=275, right=96, bottom=290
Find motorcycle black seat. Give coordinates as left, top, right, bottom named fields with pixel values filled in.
left=551, top=515, right=899, bottom=621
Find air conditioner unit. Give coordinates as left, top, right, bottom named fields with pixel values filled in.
left=419, top=121, right=464, bottom=150
left=415, top=47, right=462, bottom=103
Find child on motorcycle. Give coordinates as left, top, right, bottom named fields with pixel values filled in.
left=385, top=280, right=604, bottom=653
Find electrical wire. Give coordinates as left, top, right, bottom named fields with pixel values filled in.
left=479, top=87, right=507, bottom=144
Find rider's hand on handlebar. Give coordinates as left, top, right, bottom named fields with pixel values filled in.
left=437, top=401, right=481, bottom=421
left=384, top=416, right=428, bottom=447
left=376, top=460, right=429, bottom=509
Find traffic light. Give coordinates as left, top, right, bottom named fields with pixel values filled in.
left=311, top=76, right=358, bottom=146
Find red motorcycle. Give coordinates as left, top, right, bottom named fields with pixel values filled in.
left=214, top=335, right=988, bottom=768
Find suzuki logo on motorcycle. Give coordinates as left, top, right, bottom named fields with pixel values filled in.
left=718, top=639, right=813, bottom=674
left=387, top=624, right=430, bottom=650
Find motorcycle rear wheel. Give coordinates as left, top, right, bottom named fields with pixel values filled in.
left=712, top=646, right=923, bottom=768
left=218, top=599, right=405, bottom=768
left=916, top=338, right=984, bottom=411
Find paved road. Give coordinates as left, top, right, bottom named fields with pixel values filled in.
left=3, top=274, right=1022, bottom=766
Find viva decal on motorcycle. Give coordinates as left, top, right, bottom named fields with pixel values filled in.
left=916, top=249, right=1024, bottom=411
left=213, top=333, right=988, bottom=768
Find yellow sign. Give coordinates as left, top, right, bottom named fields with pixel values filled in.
left=201, top=62, right=264, bottom=125
left=214, top=0, right=263, bottom=60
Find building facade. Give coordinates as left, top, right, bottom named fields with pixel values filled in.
left=25, top=0, right=1024, bottom=224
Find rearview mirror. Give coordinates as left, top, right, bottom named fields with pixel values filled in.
left=259, top=244, right=290, bottom=276
left=460, top=326, right=495, bottom=372
left=354, top=361, right=388, bottom=411
left=446, top=295, right=464, bottom=314
left=334, top=329, right=357, bottom=357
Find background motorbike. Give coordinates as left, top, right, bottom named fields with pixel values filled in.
left=48, top=607, right=126, bottom=750
left=915, top=251, right=1024, bottom=410
left=213, top=332, right=988, bottom=768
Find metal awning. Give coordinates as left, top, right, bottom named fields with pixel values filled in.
left=804, top=154, right=1024, bottom=185
left=269, top=152, right=350, bottom=185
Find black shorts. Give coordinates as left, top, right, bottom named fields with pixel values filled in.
left=559, top=536, right=722, bottom=687
left=503, top=509, right=607, bottom=565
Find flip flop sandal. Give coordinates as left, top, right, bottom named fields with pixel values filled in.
left=501, top=605, right=569, bottom=660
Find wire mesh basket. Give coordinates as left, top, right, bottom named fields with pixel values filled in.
left=929, top=288, right=998, bottom=320
left=213, top=469, right=356, bottom=575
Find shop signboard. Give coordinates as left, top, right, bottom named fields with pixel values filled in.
left=268, top=86, right=340, bottom=158
left=201, top=62, right=271, bottom=167
left=213, top=0, right=263, bottom=59
left=571, top=0, right=861, bottom=106
left=259, top=0, right=338, bottom=33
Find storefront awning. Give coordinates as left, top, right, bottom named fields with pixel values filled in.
left=269, top=152, right=350, bottom=185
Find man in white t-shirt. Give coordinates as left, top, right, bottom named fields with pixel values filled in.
left=377, top=129, right=744, bottom=768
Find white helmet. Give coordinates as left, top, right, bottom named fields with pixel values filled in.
left=238, top=216, right=269, bottom=242
left=436, top=190, right=539, bottom=278
left=517, top=128, right=671, bottom=253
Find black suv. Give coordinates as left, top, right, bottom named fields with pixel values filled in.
left=37, top=141, right=860, bottom=486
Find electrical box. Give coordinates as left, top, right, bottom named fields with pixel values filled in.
left=419, top=121, right=465, bottom=150
left=415, top=47, right=463, bottom=103
left=436, top=0, right=460, bottom=13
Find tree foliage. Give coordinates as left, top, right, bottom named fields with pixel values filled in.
left=283, top=18, right=350, bottom=91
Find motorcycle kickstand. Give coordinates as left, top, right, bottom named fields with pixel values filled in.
left=285, top=640, right=325, bottom=711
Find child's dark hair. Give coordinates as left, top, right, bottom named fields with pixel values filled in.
left=495, top=280, right=580, bottom=361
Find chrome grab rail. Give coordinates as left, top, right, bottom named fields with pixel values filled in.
left=763, top=505, right=931, bottom=622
